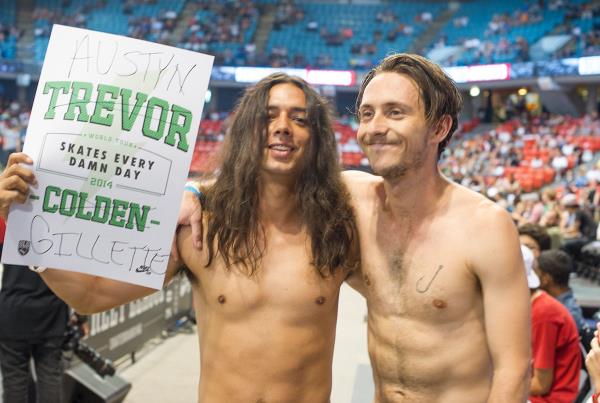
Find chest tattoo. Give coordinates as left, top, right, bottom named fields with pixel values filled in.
left=415, top=265, right=444, bottom=294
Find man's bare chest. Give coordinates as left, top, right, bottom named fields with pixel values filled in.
left=357, top=215, right=479, bottom=322
left=192, top=243, right=344, bottom=320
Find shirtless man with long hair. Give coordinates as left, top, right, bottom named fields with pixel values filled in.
left=183, top=54, right=531, bottom=402
left=1, top=73, right=357, bottom=402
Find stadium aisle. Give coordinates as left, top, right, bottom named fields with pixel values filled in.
left=332, top=283, right=373, bottom=403
left=120, top=332, right=199, bottom=402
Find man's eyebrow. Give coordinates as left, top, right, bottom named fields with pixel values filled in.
left=359, top=102, right=412, bottom=111
left=267, top=105, right=307, bottom=113
left=382, top=102, right=413, bottom=111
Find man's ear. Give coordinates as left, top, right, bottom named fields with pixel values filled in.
left=538, top=271, right=551, bottom=288
left=430, top=115, right=453, bottom=146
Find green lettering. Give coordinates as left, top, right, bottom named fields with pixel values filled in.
left=42, top=185, right=61, bottom=213
left=64, top=81, right=93, bottom=122
left=43, top=81, right=70, bottom=119
left=109, top=198, right=129, bottom=228
left=59, top=188, right=78, bottom=217
left=90, top=84, right=119, bottom=126
left=164, top=104, right=191, bottom=152
left=75, top=192, right=93, bottom=220
left=91, top=196, right=111, bottom=224
left=120, top=88, right=148, bottom=131
left=142, top=97, right=168, bottom=140
left=125, top=203, right=151, bottom=232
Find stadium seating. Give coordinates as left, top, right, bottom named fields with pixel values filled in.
left=0, top=0, right=18, bottom=59
left=33, top=0, right=186, bottom=61
left=266, top=2, right=444, bottom=69
left=178, top=1, right=259, bottom=66
left=0, top=0, right=593, bottom=68
left=433, top=0, right=597, bottom=65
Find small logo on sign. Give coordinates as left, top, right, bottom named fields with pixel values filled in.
left=18, top=240, right=31, bottom=256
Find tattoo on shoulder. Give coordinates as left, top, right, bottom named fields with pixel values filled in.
left=416, top=265, right=444, bottom=294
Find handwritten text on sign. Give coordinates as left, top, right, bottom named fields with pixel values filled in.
left=2, top=25, right=214, bottom=289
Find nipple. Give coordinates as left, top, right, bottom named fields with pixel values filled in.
left=432, top=299, right=447, bottom=309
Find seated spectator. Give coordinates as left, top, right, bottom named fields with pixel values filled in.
left=519, top=223, right=551, bottom=257
left=540, top=188, right=562, bottom=230
left=418, top=11, right=432, bottom=23
left=523, top=244, right=582, bottom=402
left=560, top=193, right=596, bottom=260
left=386, top=29, right=397, bottom=42
left=536, top=250, right=595, bottom=345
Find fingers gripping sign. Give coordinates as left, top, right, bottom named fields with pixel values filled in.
left=170, top=186, right=204, bottom=261
left=0, top=153, right=37, bottom=219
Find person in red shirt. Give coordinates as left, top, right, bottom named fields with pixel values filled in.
left=523, top=244, right=582, bottom=402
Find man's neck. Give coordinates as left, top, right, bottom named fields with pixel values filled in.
left=258, top=176, right=301, bottom=228
left=545, top=284, right=570, bottom=299
left=380, top=165, right=449, bottom=220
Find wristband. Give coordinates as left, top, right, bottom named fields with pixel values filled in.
left=184, top=181, right=201, bottom=196
left=28, top=266, right=47, bottom=273
left=184, top=181, right=206, bottom=206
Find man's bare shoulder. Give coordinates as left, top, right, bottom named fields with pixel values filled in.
left=449, top=182, right=513, bottom=229
left=341, top=169, right=382, bottom=200
left=448, top=184, right=522, bottom=275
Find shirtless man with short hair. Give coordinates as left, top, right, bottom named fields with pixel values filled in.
left=345, top=53, right=531, bottom=402
left=181, top=54, right=532, bottom=402
left=1, top=73, right=357, bottom=403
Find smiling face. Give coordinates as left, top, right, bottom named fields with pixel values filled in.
left=357, top=72, right=434, bottom=179
left=262, top=83, right=311, bottom=179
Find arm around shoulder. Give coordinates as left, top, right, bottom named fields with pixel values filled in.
left=40, top=251, right=185, bottom=315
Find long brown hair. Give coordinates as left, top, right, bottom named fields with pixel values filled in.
left=205, top=73, right=356, bottom=276
left=356, top=53, right=463, bottom=158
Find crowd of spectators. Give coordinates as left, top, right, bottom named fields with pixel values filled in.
left=555, top=0, right=599, bottom=34
left=33, top=0, right=179, bottom=46
left=438, top=35, right=531, bottom=65
left=180, top=0, right=436, bottom=70
left=484, top=3, right=544, bottom=38
left=436, top=0, right=589, bottom=66
left=553, top=1, right=600, bottom=59
left=0, top=98, right=28, bottom=168
left=273, top=0, right=303, bottom=31
left=0, top=23, right=19, bottom=60
left=440, top=113, right=599, bottom=197
left=177, top=0, right=259, bottom=66
left=32, top=6, right=87, bottom=38
left=127, top=9, right=178, bottom=44
left=4, top=0, right=600, bottom=69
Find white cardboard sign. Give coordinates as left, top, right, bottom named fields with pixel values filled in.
left=2, top=25, right=214, bottom=289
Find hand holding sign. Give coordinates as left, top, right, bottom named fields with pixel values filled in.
left=0, top=153, right=36, bottom=219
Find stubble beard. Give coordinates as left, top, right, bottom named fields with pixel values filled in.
left=373, top=148, right=427, bottom=180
